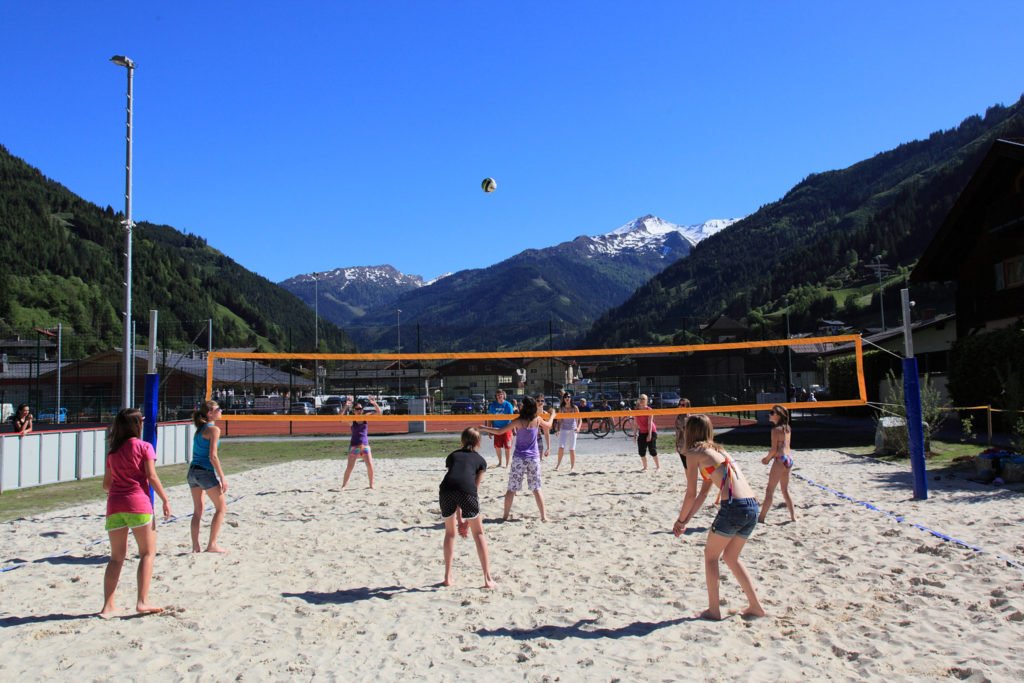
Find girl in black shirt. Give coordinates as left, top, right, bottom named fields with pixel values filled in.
left=439, top=428, right=495, bottom=589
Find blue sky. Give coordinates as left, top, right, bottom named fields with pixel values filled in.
left=2, top=2, right=1022, bottom=282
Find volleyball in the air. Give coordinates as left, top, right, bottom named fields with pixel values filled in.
left=481, top=177, right=497, bottom=193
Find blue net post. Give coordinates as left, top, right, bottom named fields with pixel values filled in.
left=143, top=373, right=159, bottom=510
left=902, top=358, right=928, bottom=500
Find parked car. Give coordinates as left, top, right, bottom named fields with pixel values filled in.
left=254, top=395, right=288, bottom=414
left=451, top=396, right=476, bottom=414
left=354, top=397, right=391, bottom=415
left=651, top=391, right=681, bottom=409
left=37, top=407, right=69, bottom=424
left=218, top=395, right=254, bottom=414
left=392, top=396, right=411, bottom=415
left=471, top=393, right=487, bottom=413
left=318, top=396, right=345, bottom=415
left=808, top=384, right=831, bottom=401
left=288, top=401, right=315, bottom=415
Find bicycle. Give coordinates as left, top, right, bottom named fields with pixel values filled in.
left=582, top=414, right=635, bottom=439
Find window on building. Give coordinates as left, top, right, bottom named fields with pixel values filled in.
left=995, top=255, right=1024, bottom=290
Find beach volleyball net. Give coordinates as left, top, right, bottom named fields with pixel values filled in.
left=201, top=335, right=867, bottom=434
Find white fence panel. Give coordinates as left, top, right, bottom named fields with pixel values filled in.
left=0, top=421, right=193, bottom=493
left=59, top=432, right=77, bottom=481
left=18, top=435, right=41, bottom=488
left=1, top=437, right=17, bottom=491
left=39, top=432, right=62, bottom=485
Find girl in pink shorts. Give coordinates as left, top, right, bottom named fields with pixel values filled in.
left=342, top=397, right=378, bottom=489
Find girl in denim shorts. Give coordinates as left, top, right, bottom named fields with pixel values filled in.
left=673, top=414, right=766, bottom=621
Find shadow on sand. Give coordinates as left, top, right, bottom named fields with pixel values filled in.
left=282, top=585, right=438, bottom=605
left=477, top=616, right=692, bottom=641
left=0, top=612, right=95, bottom=627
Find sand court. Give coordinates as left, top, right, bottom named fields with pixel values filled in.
left=1, top=440, right=1022, bottom=681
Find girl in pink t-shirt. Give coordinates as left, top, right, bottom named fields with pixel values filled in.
left=99, top=408, right=172, bottom=619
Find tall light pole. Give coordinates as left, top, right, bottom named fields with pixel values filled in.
left=311, top=272, right=320, bottom=395
left=111, top=55, right=135, bottom=409
left=396, top=309, right=402, bottom=398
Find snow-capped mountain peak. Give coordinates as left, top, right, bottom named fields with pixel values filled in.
left=585, top=215, right=743, bottom=258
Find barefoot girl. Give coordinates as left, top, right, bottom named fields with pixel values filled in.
left=342, top=397, right=378, bottom=489
left=439, top=428, right=496, bottom=588
left=759, top=405, right=796, bottom=523
left=479, top=396, right=556, bottom=521
left=673, top=415, right=765, bottom=620
left=554, top=392, right=580, bottom=471
left=634, top=394, right=660, bottom=471
left=189, top=400, right=230, bottom=553
left=100, top=409, right=172, bottom=618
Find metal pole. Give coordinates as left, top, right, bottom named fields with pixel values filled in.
left=148, top=311, right=159, bottom=373
left=397, top=308, right=401, bottom=398
left=111, top=55, right=135, bottom=409
left=313, top=273, right=319, bottom=394
left=56, top=323, right=62, bottom=423
left=901, top=288, right=927, bottom=500
left=131, top=319, right=136, bottom=407
left=877, top=256, right=885, bottom=331
left=208, top=318, right=213, bottom=355
left=785, top=311, right=793, bottom=392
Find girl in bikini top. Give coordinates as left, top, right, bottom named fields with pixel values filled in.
left=694, top=442, right=739, bottom=502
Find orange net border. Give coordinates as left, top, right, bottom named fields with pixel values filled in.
left=205, top=335, right=868, bottom=422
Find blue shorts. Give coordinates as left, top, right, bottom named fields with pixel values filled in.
left=711, top=497, right=759, bottom=539
left=187, top=465, right=220, bottom=490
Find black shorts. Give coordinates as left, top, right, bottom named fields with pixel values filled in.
left=638, top=432, right=658, bottom=457
left=439, top=488, right=481, bottom=519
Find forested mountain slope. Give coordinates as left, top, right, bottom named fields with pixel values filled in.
left=583, top=96, right=1024, bottom=346
left=0, top=146, right=352, bottom=355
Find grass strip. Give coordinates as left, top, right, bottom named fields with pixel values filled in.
left=0, top=437, right=452, bottom=522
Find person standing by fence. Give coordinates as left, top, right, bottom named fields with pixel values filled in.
left=12, top=404, right=33, bottom=436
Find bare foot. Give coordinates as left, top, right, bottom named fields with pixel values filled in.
left=192, top=546, right=202, bottom=553
left=482, top=579, right=496, bottom=589
left=698, top=609, right=722, bottom=621
left=457, top=521, right=469, bottom=538
left=136, top=603, right=164, bottom=616
left=540, top=516, right=548, bottom=523
left=442, top=577, right=453, bottom=587
left=757, top=517, right=766, bottom=524
left=205, top=545, right=228, bottom=554
left=742, top=606, right=767, bottom=618
left=97, top=608, right=117, bottom=620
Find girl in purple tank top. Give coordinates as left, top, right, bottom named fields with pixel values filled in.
left=479, top=396, right=557, bottom=522
left=342, top=397, right=378, bottom=489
